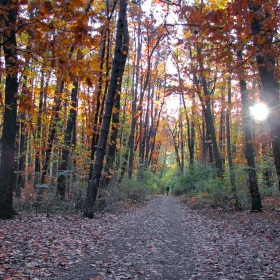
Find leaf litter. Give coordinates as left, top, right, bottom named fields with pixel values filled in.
left=0, top=195, right=279, bottom=279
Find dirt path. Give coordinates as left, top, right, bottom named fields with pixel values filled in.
left=62, top=195, right=195, bottom=279
left=59, top=195, right=280, bottom=280
left=1, top=195, right=280, bottom=279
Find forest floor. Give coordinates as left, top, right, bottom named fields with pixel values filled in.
left=0, top=195, right=280, bottom=280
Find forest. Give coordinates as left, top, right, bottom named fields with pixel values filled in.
left=0, top=0, right=280, bottom=220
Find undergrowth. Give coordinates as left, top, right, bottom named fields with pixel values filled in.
left=13, top=169, right=159, bottom=215
left=162, top=163, right=280, bottom=211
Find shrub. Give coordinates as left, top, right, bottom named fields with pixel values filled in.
left=172, top=187, right=184, bottom=196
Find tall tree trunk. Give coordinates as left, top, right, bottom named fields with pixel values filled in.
left=169, top=124, right=181, bottom=172
left=193, top=73, right=219, bottom=174
left=15, top=113, right=27, bottom=198
left=148, top=88, right=165, bottom=168
left=201, top=120, right=207, bottom=162
left=128, top=12, right=142, bottom=179
left=187, top=115, right=195, bottom=171
left=237, top=50, right=262, bottom=212
left=173, top=50, right=195, bottom=171
left=58, top=81, right=78, bottom=199
left=15, top=61, right=31, bottom=197
left=196, top=46, right=223, bottom=177
left=102, top=66, right=123, bottom=188
left=0, top=0, right=18, bottom=219
left=226, top=76, right=237, bottom=199
left=219, top=88, right=225, bottom=164
left=189, top=96, right=195, bottom=171
left=34, top=70, right=49, bottom=187
left=250, top=1, right=280, bottom=190
left=145, top=85, right=155, bottom=169
left=117, top=84, right=130, bottom=185
left=40, top=82, right=64, bottom=186
left=179, top=102, right=184, bottom=173
left=88, top=0, right=117, bottom=180
left=84, top=0, right=129, bottom=218
left=159, top=147, right=167, bottom=179
left=144, top=84, right=153, bottom=169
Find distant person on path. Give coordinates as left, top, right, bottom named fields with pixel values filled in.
left=166, top=185, right=170, bottom=195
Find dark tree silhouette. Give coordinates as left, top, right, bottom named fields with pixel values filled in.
left=0, top=0, right=19, bottom=219
left=84, top=0, right=129, bottom=218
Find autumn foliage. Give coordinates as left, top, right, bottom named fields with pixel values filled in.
left=0, top=0, right=279, bottom=219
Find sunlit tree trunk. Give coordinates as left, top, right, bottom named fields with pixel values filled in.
left=168, top=123, right=182, bottom=172
left=148, top=85, right=165, bottom=168
left=179, top=106, right=184, bottom=173
left=237, top=50, right=262, bottom=212
left=145, top=84, right=155, bottom=169
left=138, top=70, right=147, bottom=175
left=226, top=76, right=237, bottom=203
left=118, top=66, right=133, bottom=184
left=187, top=115, right=195, bottom=171
left=34, top=72, right=44, bottom=184
left=142, top=82, right=151, bottom=169
left=219, top=88, right=225, bottom=165
left=196, top=46, right=223, bottom=177
left=173, top=50, right=195, bottom=172
left=250, top=1, right=280, bottom=190
left=128, top=10, right=142, bottom=179
left=189, top=96, right=195, bottom=171
left=58, top=81, right=78, bottom=199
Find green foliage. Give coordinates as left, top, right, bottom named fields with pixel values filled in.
left=170, top=163, right=250, bottom=209
left=180, top=164, right=216, bottom=194
left=169, top=163, right=280, bottom=210
left=118, top=169, right=159, bottom=203
left=160, top=168, right=180, bottom=194
left=176, top=164, right=230, bottom=207
left=138, top=169, right=159, bottom=193
left=119, top=178, right=149, bottom=203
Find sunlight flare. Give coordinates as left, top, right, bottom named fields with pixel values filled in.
left=250, top=103, right=269, bottom=121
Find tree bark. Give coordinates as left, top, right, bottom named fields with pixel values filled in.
left=148, top=87, right=165, bottom=168
left=196, top=46, right=223, bottom=178
left=84, top=0, right=129, bottom=218
left=226, top=76, right=237, bottom=203
left=237, top=50, right=262, bottom=212
left=34, top=70, right=49, bottom=187
left=128, top=11, right=142, bottom=179
left=168, top=123, right=182, bottom=172
left=40, top=82, right=64, bottom=186
left=193, top=71, right=221, bottom=176
left=250, top=1, right=280, bottom=190
left=102, top=69, right=122, bottom=188
left=0, top=0, right=18, bottom=219
left=219, top=88, right=225, bottom=164
left=58, top=81, right=78, bottom=199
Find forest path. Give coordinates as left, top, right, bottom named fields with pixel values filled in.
left=1, top=195, right=280, bottom=279
left=59, top=195, right=280, bottom=280
left=63, top=195, right=195, bottom=279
